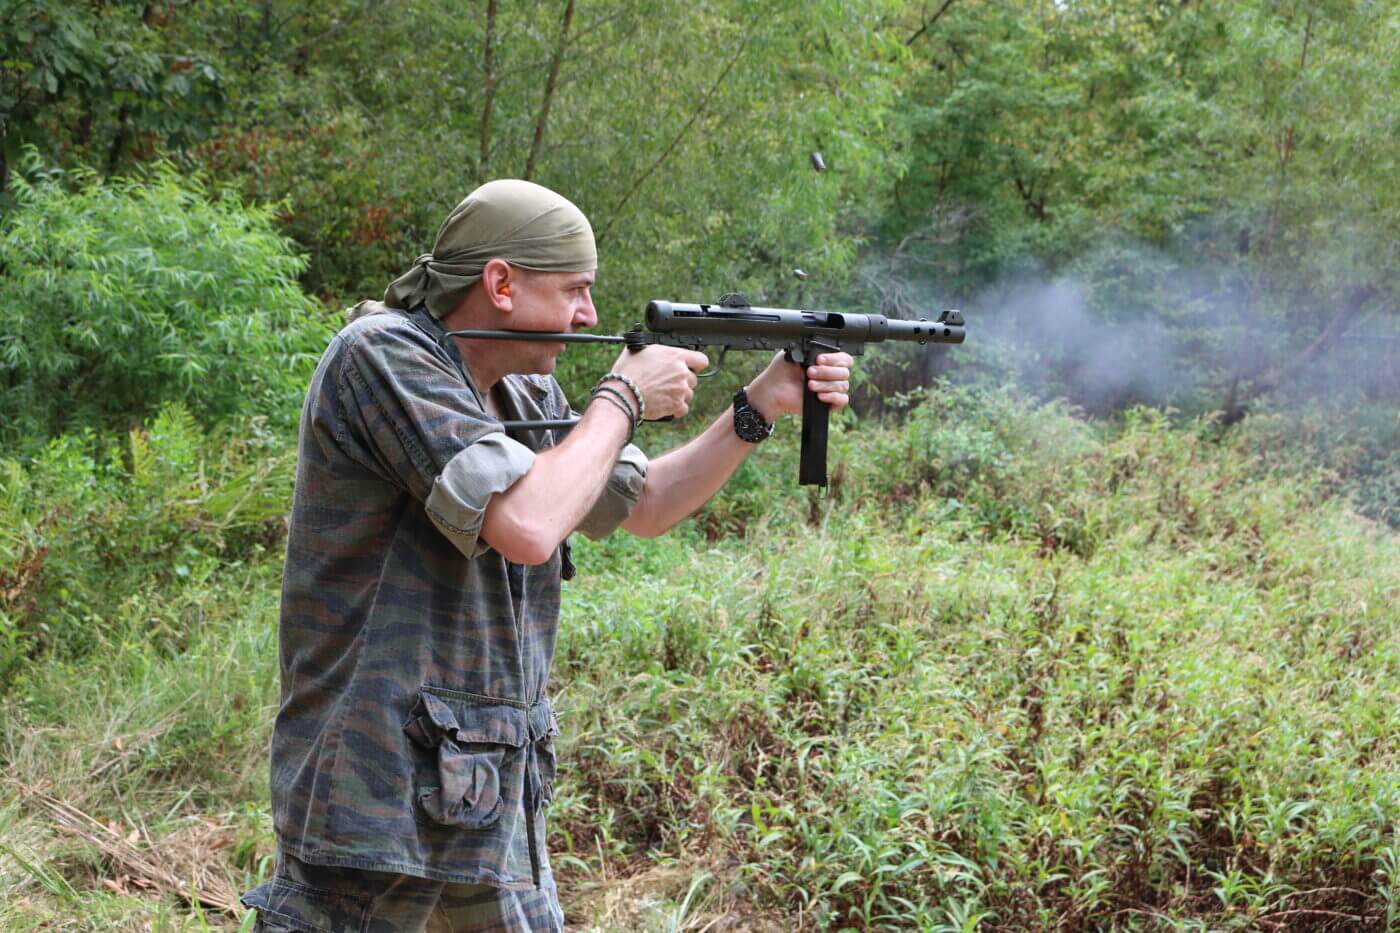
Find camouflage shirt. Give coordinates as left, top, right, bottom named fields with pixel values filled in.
left=271, top=304, right=646, bottom=889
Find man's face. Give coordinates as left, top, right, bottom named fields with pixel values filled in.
left=506, top=266, right=598, bottom=374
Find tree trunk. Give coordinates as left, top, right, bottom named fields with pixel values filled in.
left=107, top=105, right=132, bottom=175
left=478, top=0, right=498, bottom=184
left=523, top=0, right=575, bottom=182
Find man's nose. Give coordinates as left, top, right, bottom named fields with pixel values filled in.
left=575, top=290, right=598, bottom=329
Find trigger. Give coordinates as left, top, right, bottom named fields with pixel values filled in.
left=700, top=345, right=729, bottom=379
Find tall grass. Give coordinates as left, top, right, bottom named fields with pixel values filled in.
left=553, top=393, right=1400, bottom=929
left=1, top=386, right=1397, bottom=931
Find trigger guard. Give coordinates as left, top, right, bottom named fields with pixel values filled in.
left=699, top=345, right=728, bottom=379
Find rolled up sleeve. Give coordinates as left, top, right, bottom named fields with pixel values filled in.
left=574, top=441, right=648, bottom=541
left=425, top=434, right=537, bottom=557
left=338, top=319, right=538, bottom=558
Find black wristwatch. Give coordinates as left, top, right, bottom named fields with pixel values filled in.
left=732, top=387, right=775, bottom=443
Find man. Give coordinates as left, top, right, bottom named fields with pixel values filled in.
left=242, top=179, right=853, bottom=931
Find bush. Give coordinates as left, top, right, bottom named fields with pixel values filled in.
left=684, top=383, right=1102, bottom=547
left=1, top=384, right=1397, bottom=928
left=192, top=116, right=421, bottom=302
left=0, top=156, right=332, bottom=447
left=0, top=403, right=294, bottom=690
left=553, top=390, right=1400, bottom=929
left=1239, top=399, right=1400, bottom=530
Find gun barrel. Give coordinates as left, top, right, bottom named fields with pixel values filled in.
left=442, top=329, right=626, bottom=344
left=880, top=312, right=965, bottom=345
left=645, top=301, right=964, bottom=345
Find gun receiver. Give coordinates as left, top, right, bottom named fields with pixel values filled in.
left=443, top=295, right=966, bottom=486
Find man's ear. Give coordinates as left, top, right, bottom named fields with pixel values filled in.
left=481, top=258, right=513, bottom=312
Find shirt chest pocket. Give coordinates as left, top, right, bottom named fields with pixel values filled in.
left=401, top=687, right=529, bottom=830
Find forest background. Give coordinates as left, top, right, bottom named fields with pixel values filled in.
left=1, top=0, right=1399, bottom=930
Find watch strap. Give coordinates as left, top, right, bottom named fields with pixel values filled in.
left=732, top=388, right=775, bottom=443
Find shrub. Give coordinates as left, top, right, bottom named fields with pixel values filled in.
left=192, top=116, right=420, bottom=302
left=0, top=403, right=294, bottom=691
left=0, top=156, right=331, bottom=447
left=1238, top=399, right=1400, bottom=530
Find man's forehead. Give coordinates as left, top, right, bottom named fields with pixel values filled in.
left=553, top=269, right=596, bottom=287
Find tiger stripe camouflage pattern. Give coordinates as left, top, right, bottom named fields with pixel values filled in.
left=269, top=303, right=645, bottom=890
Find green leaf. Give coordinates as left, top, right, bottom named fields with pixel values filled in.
left=830, top=870, right=864, bottom=893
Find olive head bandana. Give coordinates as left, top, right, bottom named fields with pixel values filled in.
left=384, top=179, right=597, bottom=318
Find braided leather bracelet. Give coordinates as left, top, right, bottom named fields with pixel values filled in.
left=590, top=382, right=640, bottom=442
left=589, top=391, right=637, bottom=444
left=591, top=383, right=637, bottom=420
left=598, top=372, right=645, bottom=423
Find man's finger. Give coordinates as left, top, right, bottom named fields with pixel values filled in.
left=682, top=350, right=710, bottom=371
left=816, top=352, right=855, bottom=367
left=809, top=380, right=849, bottom=394
left=817, top=392, right=849, bottom=409
left=805, top=365, right=850, bottom=381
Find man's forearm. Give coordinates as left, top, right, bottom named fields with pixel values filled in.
left=621, top=400, right=771, bottom=538
left=481, top=400, right=631, bottom=562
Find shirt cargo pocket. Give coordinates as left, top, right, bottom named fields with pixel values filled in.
left=402, top=686, right=528, bottom=830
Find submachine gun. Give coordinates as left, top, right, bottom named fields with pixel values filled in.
left=445, top=294, right=966, bottom=486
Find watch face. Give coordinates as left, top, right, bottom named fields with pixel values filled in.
left=733, top=394, right=773, bottom=442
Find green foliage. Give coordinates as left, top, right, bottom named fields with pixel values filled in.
left=192, top=115, right=413, bottom=303
left=104, top=0, right=910, bottom=315
left=880, top=0, right=1400, bottom=413
left=1240, top=399, right=1400, bottom=530
left=2, top=2, right=1399, bottom=928
left=886, top=0, right=1220, bottom=283
left=550, top=391, right=1400, bottom=928
left=0, top=157, right=331, bottom=444
left=1, top=388, right=1397, bottom=929
left=0, top=0, right=224, bottom=185
left=840, top=384, right=1098, bottom=544
left=888, top=0, right=1400, bottom=283
left=0, top=402, right=294, bottom=690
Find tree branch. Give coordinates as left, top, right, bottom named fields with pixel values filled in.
left=523, top=0, right=575, bottom=182
left=906, top=0, right=958, bottom=46
left=598, top=8, right=766, bottom=244
left=1219, top=287, right=1380, bottom=424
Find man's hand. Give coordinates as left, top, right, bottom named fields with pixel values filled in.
left=744, top=351, right=855, bottom=422
left=608, top=346, right=709, bottom=420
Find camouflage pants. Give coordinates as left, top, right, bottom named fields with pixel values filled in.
left=241, top=849, right=564, bottom=933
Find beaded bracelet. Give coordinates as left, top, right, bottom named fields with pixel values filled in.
left=591, top=384, right=638, bottom=425
left=598, top=372, right=645, bottom=423
left=589, top=389, right=637, bottom=444
left=588, top=383, right=638, bottom=442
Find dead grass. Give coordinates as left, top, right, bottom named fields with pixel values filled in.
left=7, top=779, right=242, bottom=918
